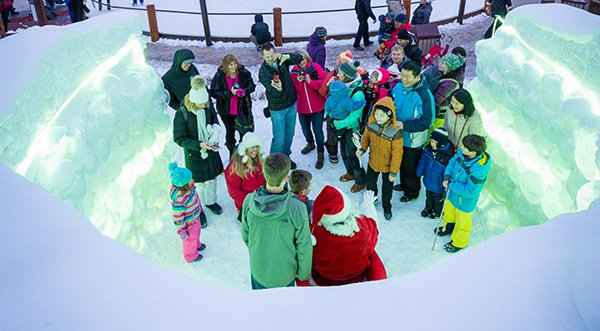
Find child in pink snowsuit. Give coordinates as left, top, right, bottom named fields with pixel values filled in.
left=169, top=162, right=207, bottom=263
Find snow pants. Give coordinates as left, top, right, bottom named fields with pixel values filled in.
left=182, top=221, right=202, bottom=262
left=196, top=179, right=217, bottom=206
left=442, top=199, right=473, bottom=248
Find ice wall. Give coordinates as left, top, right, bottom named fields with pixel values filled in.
left=0, top=12, right=176, bottom=250
left=468, top=4, right=600, bottom=232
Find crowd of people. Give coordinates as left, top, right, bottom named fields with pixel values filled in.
left=163, top=3, right=494, bottom=290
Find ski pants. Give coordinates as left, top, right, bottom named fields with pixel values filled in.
left=442, top=199, right=473, bottom=248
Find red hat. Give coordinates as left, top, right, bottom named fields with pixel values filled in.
left=312, top=185, right=359, bottom=237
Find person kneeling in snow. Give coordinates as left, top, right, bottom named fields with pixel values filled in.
left=310, top=185, right=387, bottom=286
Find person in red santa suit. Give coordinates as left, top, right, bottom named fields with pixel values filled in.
left=309, top=185, right=387, bottom=286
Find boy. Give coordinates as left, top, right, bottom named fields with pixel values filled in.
left=375, top=12, right=395, bottom=59
left=436, top=134, right=491, bottom=253
left=356, top=97, right=403, bottom=220
left=415, top=128, right=453, bottom=219
left=241, top=153, right=313, bottom=289
left=289, top=169, right=314, bottom=215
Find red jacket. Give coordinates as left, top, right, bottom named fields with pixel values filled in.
left=291, top=62, right=326, bottom=115
left=385, top=23, right=413, bottom=50
left=1, top=0, right=13, bottom=10
left=224, top=161, right=266, bottom=211
left=311, top=215, right=380, bottom=285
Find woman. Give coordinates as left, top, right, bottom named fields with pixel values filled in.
left=290, top=49, right=327, bottom=169
left=224, top=132, right=266, bottom=221
left=380, top=45, right=410, bottom=70
left=444, top=89, right=483, bottom=152
left=430, top=54, right=465, bottom=130
left=210, top=54, right=256, bottom=157
left=411, top=0, right=433, bottom=25
left=173, top=75, right=224, bottom=217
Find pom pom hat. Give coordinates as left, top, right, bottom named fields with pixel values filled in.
left=169, top=162, right=193, bottom=187
left=237, top=132, right=264, bottom=163
left=337, top=50, right=353, bottom=64
left=315, top=26, right=328, bottom=38
left=312, top=185, right=360, bottom=238
left=440, top=54, right=465, bottom=72
left=189, top=75, right=209, bottom=104
left=339, top=60, right=361, bottom=79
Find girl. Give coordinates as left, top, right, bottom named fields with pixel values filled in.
left=169, top=162, right=206, bottom=263
left=444, top=89, right=483, bottom=152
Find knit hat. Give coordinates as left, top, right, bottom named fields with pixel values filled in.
left=394, top=13, right=407, bottom=23
left=189, top=75, right=209, bottom=104
left=385, top=12, right=395, bottom=20
left=315, top=26, right=328, bottom=38
left=337, top=50, right=353, bottom=64
left=169, top=162, right=193, bottom=187
left=237, top=132, right=264, bottom=163
left=312, top=185, right=360, bottom=237
left=430, top=128, right=449, bottom=148
left=397, top=29, right=411, bottom=41
left=370, top=68, right=391, bottom=86
left=338, top=60, right=360, bottom=79
left=387, top=64, right=400, bottom=76
left=441, top=54, right=465, bottom=72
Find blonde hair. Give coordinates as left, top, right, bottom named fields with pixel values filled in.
left=391, top=45, right=405, bottom=54
left=296, top=48, right=312, bottom=62
left=228, top=148, right=263, bottom=180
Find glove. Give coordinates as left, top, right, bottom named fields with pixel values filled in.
left=179, top=229, right=189, bottom=240
left=237, top=88, right=246, bottom=97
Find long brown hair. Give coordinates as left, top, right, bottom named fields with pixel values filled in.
left=228, top=148, right=263, bottom=179
left=219, top=54, right=242, bottom=75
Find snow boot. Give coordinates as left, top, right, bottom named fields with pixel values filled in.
left=315, top=153, right=324, bottom=169
left=393, top=184, right=402, bottom=191
left=400, top=195, right=415, bottom=202
left=434, top=223, right=455, bottom=236
left=421, top=209, right=431, bottom=217
left=329, top=154, right=339, bottom=164
left=200, top=212, right=208, bottom=228
left=384, top=211, right=392, bottom=220
left=351, top=183, right=365, bottom=193
left=198, top=243, right=206, bottom=251
left=339, top=173, right=355, bottom=182
left=193, top=254, right=203, bottom=262
left=301, top=142, right=316, bottom=155
left=290, top=160, right=297, bottom=170
left=206, top=203, right=223, bottom=215
left=444, top=241, right=462, bottom=253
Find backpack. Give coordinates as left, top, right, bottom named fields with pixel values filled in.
left=177, top=106, right=189, bottom=124
left=350, top=86, right=372, bottom=133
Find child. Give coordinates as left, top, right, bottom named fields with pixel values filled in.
left=356, top=97, right=403, bottom=220
left=415, top=128, right=454, bottom=219
left=169, top=162, right=207, bottom=263
left=324, top=80, right=366, bottom=136
left=375, top=12, right=396, bottom=59
left=368, top=68, right=390, bottom=103
left=437, top=134, right=491, bottom=253
left=289, top=169, right=314, bottom=215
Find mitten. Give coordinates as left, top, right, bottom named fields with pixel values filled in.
left=206, top=124, right=222, bottom=145
left=179, top=229, right=190, bottom=240
left=237, top=89, right=246, bottom=97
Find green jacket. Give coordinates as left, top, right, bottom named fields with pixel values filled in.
left=258, top=53, right=303, bottom=111
left=241, top=186, right=313, bottom=288
left=162, top=49, right=200, bottom=110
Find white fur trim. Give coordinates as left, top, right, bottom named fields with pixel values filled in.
left=238, top=132, right=264, bottom=164
left=318, top=190, right=360, bottom=236
left=207, top=124, right=221, bottom=144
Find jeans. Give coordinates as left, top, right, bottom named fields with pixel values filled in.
left=298, top=111, right=325, bottom=153
left=354, top=18, right=370, bottom=47
left=400, top=146, right=422, bottom=199
left=340, top=129, right=365, bottom=184
left=251, top=275, right=295, bottom=290
left=269, top=104, right=297, bottom=156
left=366, top=166, right=394, bottom=213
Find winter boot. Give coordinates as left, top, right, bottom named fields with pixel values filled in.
left=400, top=195, right=416, bottom=202
left=192, top=254, right=203, bottom=262
left=384, top=211, right=392, bottom=220
left=434, top=223, right=455, bottom=237
left=315, top=153, right=324, bottom=169
left=200, top=212, right=208, bottom=228
left=393, top=184, right=402, bottom=191
left=301, top=142, right=316, bottom=155
left=206, top=203, right=223, bottom=215
left=198, top=243, right=206, bottom=251
left=444, top=241, right=462, bottom=253
left=421, top=209, right=431, bottom=218
left=351, top=183, right=365, bottom=193
left=339, top=173, right=355, bottom=182
left=329, top=154, right=339, bottom=164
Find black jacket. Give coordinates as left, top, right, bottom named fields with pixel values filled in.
left=173, top=98, right=224, bottom=183
left=251, top=14, right=272, bottom=45
left=210, top=67, right=256, bottom=117
left=412, top=3, right=433, bottom=25
left=404, top=36, right=423, bottom=64
left=258, top=53, right=303, bottom=111
left=355, top=0, right=376, bottom=21
left=491, top=0, right=511, bottom=17
left=162, top=49, right=200, bottom=110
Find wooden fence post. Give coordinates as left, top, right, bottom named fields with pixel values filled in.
left=457, top=0, right=467, bottom=24
left=33, top=0, right=48, bottom=26
left=403, top=0, right=411, bottom=22
left=273, top=7, right=283, bottom=46
left=146, top=5, right=159, bottom=42
left=198, top=0, right=213, bottom=46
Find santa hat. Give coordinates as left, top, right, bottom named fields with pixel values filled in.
left=189, top=75, right=209, bottom=104
left=237, top=132, right=264, bottom=163
left=337, top=50, right=353, bottom=64
left=312, top=185, right=360, bottom=238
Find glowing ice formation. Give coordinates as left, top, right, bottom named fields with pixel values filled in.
left=0, top=13, right=176, bottom=251
left=468, top=4, right=600, bottom=229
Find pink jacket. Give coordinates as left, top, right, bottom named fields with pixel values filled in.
left=291, top=62, right=326, bottom=115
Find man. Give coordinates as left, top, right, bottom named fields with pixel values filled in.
left=241, top=154, right=313, bottom=290
left=353, top=0, right=376, bottom=51
left=258, top=43, right=303, bottom=169
left=391, top=61, right=435, bottom=202
left=396, top=29, right=423, bottom=64
left=250, top=14, right=272, bottom=50
left=161, top=49, right=199, bottom=110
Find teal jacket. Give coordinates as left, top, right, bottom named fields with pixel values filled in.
left=241, top=186, right=313, bottom=288
left=392, top=78, right=435, bottom=148
left=333, top=77, right=366, bottom=131
left=444, top=150, right=491, bottom=213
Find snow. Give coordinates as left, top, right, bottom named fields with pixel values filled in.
left=1, top=3, right=600, bottom=330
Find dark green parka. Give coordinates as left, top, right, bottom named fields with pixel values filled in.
left=258, top=53, right=303, bottom=111
left=162, top=49, right=200, bottom=110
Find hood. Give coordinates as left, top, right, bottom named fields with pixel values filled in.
left=328, top=80, right=349, bottom=99
left=171, top=49, right=195, bottom=73
left=368, top=96, right=398, bottom=128
left=254, top=14, right=263, bottom=23
left=457, top=150, right=492, bottom=171
left=372, top=68, right=391, bottom=87
left=247, top=186, right=292, bottom=219
left=309, top=32, right=325, bottom=45
left=346, top=74, right=363, bottom=90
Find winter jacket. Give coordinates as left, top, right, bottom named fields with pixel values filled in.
left=412, top=2, right=433, bottom=25
left=392, top=78, right=435, bottom=147
left=333, top=77, right=367, bottom=131
left=318, top=69, right=338, bottom=97
left=170, top=184, right=203, bottom=232
left=250, top=14, right=272, bottom=45
left=325, top=80, right=355, bottom=120
left=355, top=0, right=376, bottom=21
left=490, top=0, right=511, bottom=17
left=423, top=65, right=442, bottom=92
left=311, top=215, right=379, bottom=285
left=384, top=23, right=413, bottom=50
left=241, top=186, right=313, bottom=288
left=258, top=53, right=303, bottom=111
left=225, top=160, right=266, bottom=211
left=433, top=71, right=462, bottom=119
left=378, top=14, right=395, bottom=43
left=403, top=36, right=423, bottom=63
left=444, top=150, right=491, bottom=213
left=173, top=101, right=224, bottom=183
left=359, top=97, right=403, bottom=175
left=209, top=67, right=256, bottom=117
left=444, top=109, right=484, bottom=151
left=416, top=143, right=454, bottom=194
left=290, top=62, right=326, bottom=115
left=162, top=49, right=200, bottom=110
left=381, top=54, right=411, bottom=70
left=306, top=32, right=327, bottom=69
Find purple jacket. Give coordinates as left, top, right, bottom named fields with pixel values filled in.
left=306, top=32, right=326, bottom=69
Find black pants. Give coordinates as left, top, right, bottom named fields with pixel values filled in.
left=325, top=117, right=339, bottom=157
left=400, top=146, right=422, bottom=199
left=425, top=190, right=444, bottom=216
left=1, top=7, right=10, bottom=32
left=220, top=113, right=246, bottom=156
left=354, top=18, right=369, bottom=47
left=484, top=14, right=505, bottom=39
left=366, top=166, right=394, bottom=213
left=340, top=129, right=365, bottom=184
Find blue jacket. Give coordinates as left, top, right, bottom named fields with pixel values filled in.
left=444, top=150, right=491, bottom=213
left=325, top=80, right=355, bottom=120
left=416, top=144, right=454, bottom=194
left=377, top=14, right=394, bottom=43
left=327, top=78, right=367, bottom=131
left=392, top=78, right=435, bottom=147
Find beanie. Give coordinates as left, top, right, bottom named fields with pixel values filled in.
left=338, top=60, right=360, bottom=79
left=237, top=132, right=264, bottom=163
left=312, top=185, right=360, bottom=238
left=397, top=28, right=411, bottom=41
left=315, top=26, right=328, bottom=38
left=169, top=162, right=193, bottom=187
left=337, top=50, right=353, bottom=64
left=430, top=128, right=449, bottom=148
left=387, top=63, right=400, bottom=76
left=189, top=75, right=209, bottom=104
left=441, top=54, right=465, bottom=72
left=385, top=12, right=395, bottom=20
left=394, top=13, right=407, bottom=23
